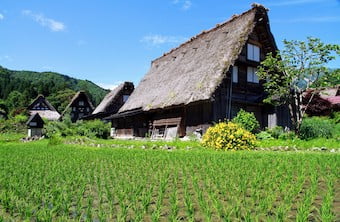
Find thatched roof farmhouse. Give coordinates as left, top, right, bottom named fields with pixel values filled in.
left=84, top=82, right=134, bottom=120
left=61, top=91, right=94, bottom=122
left=108, top=4, right=291, bottom=139
left=27, top=95, right=60, bottom=121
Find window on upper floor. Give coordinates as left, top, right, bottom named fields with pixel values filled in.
left=247, top=67, right=259, bottom=83
left=29, top=122, right=37, bottom=127
left=247, top=43, right=260, bottom=62
left=232, top=66, right=238, bottom=83
left=123, top=95, right=129, bottom=102
left=78, top=101, right=84, bottom=106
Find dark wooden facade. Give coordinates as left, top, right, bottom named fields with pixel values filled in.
left=84, top=82, right=134, bottom=120
left=64, top=91, right=94, bottom=122
left=107, top=84, right=134, bottom=114
left=26, top=113, right=44, bottom=137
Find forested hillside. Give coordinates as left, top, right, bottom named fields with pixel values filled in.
left=0, top=66, right=108, bottom=115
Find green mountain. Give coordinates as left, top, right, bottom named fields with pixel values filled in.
left=0, top=66, right=109, bottom=114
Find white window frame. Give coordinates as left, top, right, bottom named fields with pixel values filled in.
left=247, top=43, right=260, bottom=62
left=232, top=66, right=238, bottom=83
left=247, top=67, right=259, bottom=83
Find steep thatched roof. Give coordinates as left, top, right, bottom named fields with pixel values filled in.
left=28, top=95, right=57, bottom=111
left=28, top=95, right=60, bottom=121
left=93, top=82, right=134, bottom=114
left=61, top=91, right=94, bottom=116
left=29, top=110, right=61, bottom=121
left=119, top=4, right=272, bottom=113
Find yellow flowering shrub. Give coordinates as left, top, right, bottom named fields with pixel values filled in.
left=201, top=122, right=257, bottom=151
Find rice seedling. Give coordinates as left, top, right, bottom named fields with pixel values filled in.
left=0, top=141, right=338, bottom=221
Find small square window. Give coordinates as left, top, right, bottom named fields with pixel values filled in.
left=247, top=67, right=259, bottom=83
left=29, top=122, right=37, bottom=127
left=232, top=66, right=238, bottom=83
left=78, top=101, right=84, bottom=106
left=247, top=44, right=260, bottom=62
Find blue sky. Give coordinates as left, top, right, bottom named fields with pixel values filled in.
left=1, top=0, right=339, bottom=89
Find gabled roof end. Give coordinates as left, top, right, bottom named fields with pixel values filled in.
left=251, top=3, right=269, bottom=11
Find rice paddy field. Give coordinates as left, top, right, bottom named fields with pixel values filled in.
left=0, top=141, right=339, bottom=221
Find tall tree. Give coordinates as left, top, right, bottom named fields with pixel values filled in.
left=312, top=68, right=340, bottom=87
left=257, top=37, right=340, bottom=132
left=6, top=91, right=26, bottom=115
left=47, top=89, right=76, bottom=113
left=0, top=99, right=8, bottom=119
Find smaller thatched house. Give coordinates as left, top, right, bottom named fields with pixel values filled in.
left=26, top=113, right=44, bottom=137
left=27, top=95, right=60, bottom=121
left=84, top=82, right=134, bottom=120
left=62, top=91, right=94, bottom=122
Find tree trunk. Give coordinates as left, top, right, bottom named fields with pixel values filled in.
left=288, top=101, right=296, bottom=131
left=296, top=91, right=303, bottom=134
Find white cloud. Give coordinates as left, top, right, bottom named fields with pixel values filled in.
left=97, top=81, right=123, bottom=90
left=22, top=10, right=65, bottom=32
left=0, top=13, right=4, bottom=20
left=172, top=0, right=192, bottom=10
left=267, top=0, right=325, bottom=7
left=273, top=16, right=340, bottom=23
left=182, top=1, right=192, bottom=10
left=141, top=34, right=187, bottom=46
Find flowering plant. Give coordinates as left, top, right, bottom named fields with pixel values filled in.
left=202, top=122, right=257, bottom=150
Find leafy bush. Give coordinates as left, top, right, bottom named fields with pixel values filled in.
left=232, top=109, right=260, bottom=133
left=278, top=131, right=296, bottom=140
left=256, top=131, right=273, bottom=140
left=299, top=117, right=334, bottom=140
left=75, top=120, right=111, bottom=139
left=14, top=114, right=28, bottom=123
left=44, top=118, right=111, bottom=139
left=329, top=112, right=340, bottom=139
left=330, top=112, right=340, bottom=124
left=202, top=122, right=257, bottom=151
left=0, top=114, right=27, bottom=134
left=44, top=120, right=69, bottom=138
left=48, top=135, right=63, bottom=146
left=266, top=126, right=285, bottom=139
